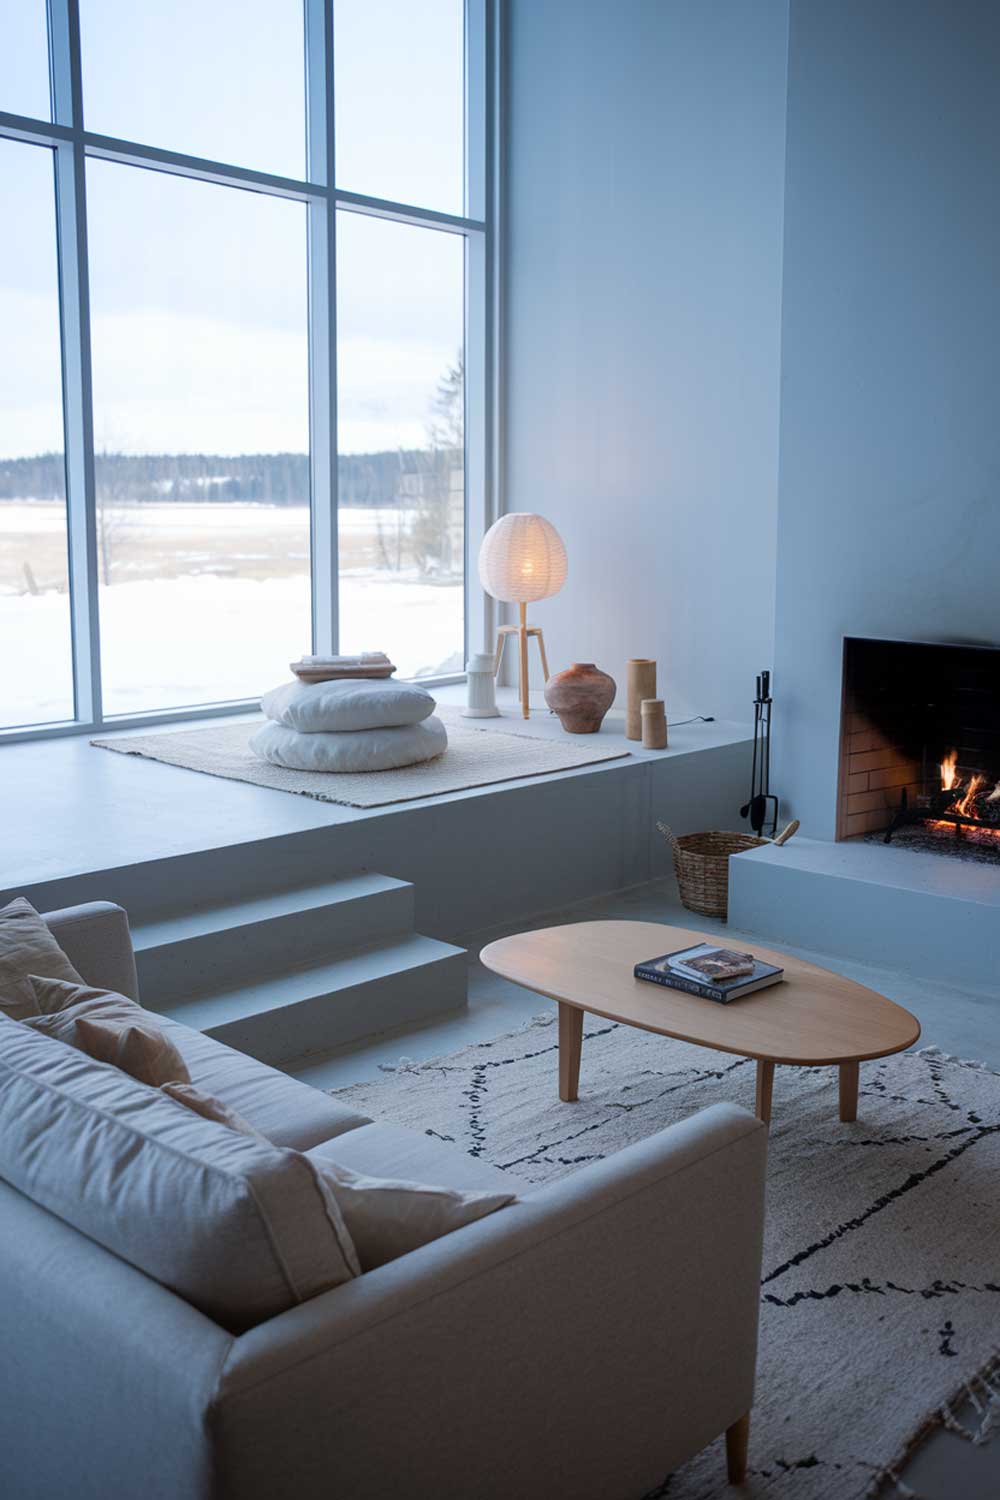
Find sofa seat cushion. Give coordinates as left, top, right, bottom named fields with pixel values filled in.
left=156, top=1017, right=371, bottom=1150
left=0, top=1015, right=359, bottom=1332
left=308, top=1121, right=529, bottom=1196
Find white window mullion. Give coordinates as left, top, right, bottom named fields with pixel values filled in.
left=49, top=0, right=103, bottom=726
left=304, top=0, right=338, bottom=657
left=464, top=0, right=494, bottom=661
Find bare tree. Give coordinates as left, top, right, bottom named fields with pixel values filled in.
left=411, top=354, right=464, bottom=578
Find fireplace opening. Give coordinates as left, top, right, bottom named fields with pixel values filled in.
left=838, top=637, right=1000, bottom=861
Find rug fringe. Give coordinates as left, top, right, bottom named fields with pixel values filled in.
left=913, top=1044, right=1000, bottom=1074
left=867, top=1349, right=1000, bottom=1497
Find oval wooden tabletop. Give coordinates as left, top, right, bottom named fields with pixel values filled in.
left=480, top=920, right=921, bottom=1066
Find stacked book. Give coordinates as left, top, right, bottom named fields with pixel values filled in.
left=634, top=944, right=783, bottom=1003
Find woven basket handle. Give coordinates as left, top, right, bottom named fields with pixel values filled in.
left=655, top=820, right=678, bottom=853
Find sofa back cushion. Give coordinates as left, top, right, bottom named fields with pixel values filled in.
left=0, top=1016, right=358, bottom=1331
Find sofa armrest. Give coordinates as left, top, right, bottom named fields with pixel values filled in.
left=43, top=901, right=139, bottom=1001
left=0, top=1179, right=231, bottom=1500
left=217, top=1102, right=766, bottom=1500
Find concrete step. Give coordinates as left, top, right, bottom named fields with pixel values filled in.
left=132, top=873, right=414, bottom=1004
left=151, top=934, right=468, bottom=1064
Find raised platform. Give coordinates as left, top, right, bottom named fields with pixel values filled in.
left=729, top=835, right=1000, bottom=996
left=2, top=685, right=751, bottom=947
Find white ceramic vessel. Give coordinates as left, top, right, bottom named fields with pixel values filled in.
left=463, top=652, right=501, bottom=717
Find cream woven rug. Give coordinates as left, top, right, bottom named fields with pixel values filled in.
left=333, top=1016, right=1000, bottom=1499
left=91, top=706, right=628, bottom=807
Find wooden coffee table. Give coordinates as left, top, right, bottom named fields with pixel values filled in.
left=480, top=920, right=921, bottom=1125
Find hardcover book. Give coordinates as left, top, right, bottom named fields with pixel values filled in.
left=634, top=943, right=784, bottom=1003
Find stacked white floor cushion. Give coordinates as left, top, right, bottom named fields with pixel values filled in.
left=251, top=677, right=447, bottom=772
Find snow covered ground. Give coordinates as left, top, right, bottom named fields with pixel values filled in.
left=2, top=501, right=463, bottom=727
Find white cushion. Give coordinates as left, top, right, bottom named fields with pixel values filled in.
left=309, top=1156, right=516, bottom=1271
left=197, top=1109, right=517, bottom=1272
left=250, top=715, right=448, bottom=772
left=0, top=1015, right=359, bottom=1331
left=0, top=898, right=83, bottom=1021
left=261, top=676, right=435, bottom=733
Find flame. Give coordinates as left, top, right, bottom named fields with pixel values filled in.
left=954, top=774, right=986, bottom=819
left=935, top=751, right=999, bottom=826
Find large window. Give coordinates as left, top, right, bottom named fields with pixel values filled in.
left=0, top=1, right=491, bottom=736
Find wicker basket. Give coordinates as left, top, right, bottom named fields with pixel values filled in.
left=656, top=823, right=769, bottom=920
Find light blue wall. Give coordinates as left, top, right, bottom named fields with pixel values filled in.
left=772, top=0, right=1000, bottom=838
left=502, top=0, right=789, bottom=723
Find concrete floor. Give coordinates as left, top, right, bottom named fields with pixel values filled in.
left=295, top=878, right=1000, bottom=1499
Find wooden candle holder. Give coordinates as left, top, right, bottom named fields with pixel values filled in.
left=641, top=698, right=668, bottom=749
left=626, top=659, right=657, bottom=740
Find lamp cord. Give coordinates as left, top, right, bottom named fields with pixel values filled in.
left=668, top=715, right=715, bottom=726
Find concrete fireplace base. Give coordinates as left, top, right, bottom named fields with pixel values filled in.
left=729, top=836, right=1000, bottom=996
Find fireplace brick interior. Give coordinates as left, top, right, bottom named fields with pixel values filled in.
left=837, top=637, right=1000, bottom=847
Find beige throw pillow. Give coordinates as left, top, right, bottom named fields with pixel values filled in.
left=0, top=898, right=83, bottom=1021
left=23, top=977, right=191, bottom=1088
left=311, top=1158, right=516, bottom=1271
left=162, top=1080, right=269, bottom=1141
left=74, top=1017, right=189, bottom=1087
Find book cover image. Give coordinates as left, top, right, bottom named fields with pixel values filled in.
left=635, top=943, right=784, bottom=1002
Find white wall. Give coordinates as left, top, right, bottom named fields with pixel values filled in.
left=772, top=0, right=1000, bottom=838
left=502, top=0, right=789, bottom=723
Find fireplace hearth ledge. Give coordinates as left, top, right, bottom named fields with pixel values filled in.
left=728, top=836, right=1000, bottom=997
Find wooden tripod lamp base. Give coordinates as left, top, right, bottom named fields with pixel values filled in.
left=494, top=601, right=550, bottom=719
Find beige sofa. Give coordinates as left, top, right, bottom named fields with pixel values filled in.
left=0, top=901, right=767, bottom=1500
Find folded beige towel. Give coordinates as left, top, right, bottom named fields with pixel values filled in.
left=290, top=652, right=396, bottom=683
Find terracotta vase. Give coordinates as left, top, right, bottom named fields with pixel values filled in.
left=544, top=662, right=617, bottom=734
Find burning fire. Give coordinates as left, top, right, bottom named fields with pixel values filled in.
left=937, top=750, right=1000, bottom=823
left=954, top=774, right=985, bottom=819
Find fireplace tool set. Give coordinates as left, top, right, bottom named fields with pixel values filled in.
left=740, top=671, right=779, bottom=837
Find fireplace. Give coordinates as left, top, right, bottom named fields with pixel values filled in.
left=837, top=636, right=1000, bottom=857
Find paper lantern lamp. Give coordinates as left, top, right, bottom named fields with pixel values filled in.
left=478, top=513, right=567, bottom=718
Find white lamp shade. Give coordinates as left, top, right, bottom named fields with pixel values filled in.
left=478, top=513, right=568, bottom=604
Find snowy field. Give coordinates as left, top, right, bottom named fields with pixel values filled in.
left=2, top=501, right=463, bottom=727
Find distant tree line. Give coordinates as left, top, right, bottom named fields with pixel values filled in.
left=0, top=449, right=461, bottom=508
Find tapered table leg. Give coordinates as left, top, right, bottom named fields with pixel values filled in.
left=726, top=1412, right=750, bottom=1484
left=754, top=1060, right=774, bottom=1124
left=558, top=1003, right=583, bottom=1102
left=839, top=1060, right=859, bottom=1122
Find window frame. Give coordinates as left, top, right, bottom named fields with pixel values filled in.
left=0, top=0, right=499, bottom=741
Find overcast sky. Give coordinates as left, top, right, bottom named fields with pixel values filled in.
left=0, top=0, right=465, bottom=461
